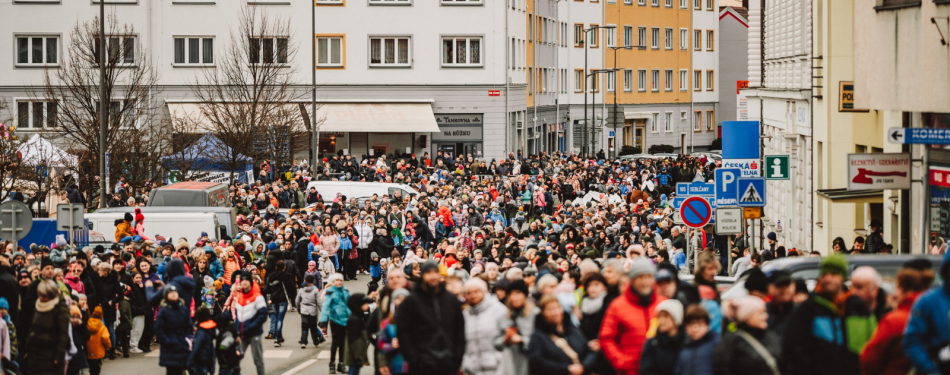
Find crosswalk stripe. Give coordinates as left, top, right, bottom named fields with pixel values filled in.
left=263, top=349, right=294, bottom=359
left=281, top=359, right=318, bottom=375
left=317, top=350, right=330, bottom=359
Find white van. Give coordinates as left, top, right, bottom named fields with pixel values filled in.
left=94, top=207, right=238, bottom=238
left=305, top=181, right=420, bottom=203
left=87, top=212, right=221, bottom=243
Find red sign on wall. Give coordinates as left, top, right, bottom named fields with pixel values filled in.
left=931, top=166, right=950, bottom=188
left=488, top=90, right=501, bottom=96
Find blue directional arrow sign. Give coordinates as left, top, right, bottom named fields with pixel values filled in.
left=737, top=177, right=766, bottom=207
left=715, top=168, right=741, bottom=206
left=889, top=127, right=950, bottom=145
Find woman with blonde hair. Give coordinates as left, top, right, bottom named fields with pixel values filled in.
left=494, top=280, right=537, bottom=375
left=24, top=280, right=70, bottom=375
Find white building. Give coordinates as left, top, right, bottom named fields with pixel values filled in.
left=690, top=0, right=719, bottom=151
left=741, top=0, right=813, bottom=250
left=1, top=0, right=527, bottom=161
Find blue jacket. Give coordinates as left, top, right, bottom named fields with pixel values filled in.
left=673, top=331, right=718, bottom=375
left=673, top=250, right=687, bottom=270
left=489, top=209, right=507, bottom=227
left=207, top=253, right=224, bottom=280
left=188, top=324, right=216, bottom=371
left=339, top=235, right=353, bottom=251
left=370, top=263, right=381, bottom=278
left=903, top=251, right=950, bottom=375
left=155, top=303, right=193, bottom=368
left=147, top=260, right=196, bottom=309
left=319, top=285, right=351, bottom=327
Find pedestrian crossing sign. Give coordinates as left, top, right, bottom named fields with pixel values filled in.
left=737, top=177, right=766, bottom=207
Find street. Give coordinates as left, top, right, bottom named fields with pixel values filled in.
left=103, top=277, right=371, bottom=375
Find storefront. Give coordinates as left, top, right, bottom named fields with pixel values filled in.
left=433, top=113, right=484, bottom=159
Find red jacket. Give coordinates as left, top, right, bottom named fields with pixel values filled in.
left=859, top=291, right=922, bottom=375
left=600, top=286, right=666, bottom=375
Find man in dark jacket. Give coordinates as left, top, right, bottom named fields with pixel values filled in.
left=780, top=255, right=858, bottom=375
left=864, top=219, right=885, bottom=254
left=97, top=262, right=122, bottom=359
left=396, top=261, right=465, bottom=375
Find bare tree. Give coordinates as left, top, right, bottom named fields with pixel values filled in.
left=39, top=12, right=161, bottom=204
left=188, top=5, right=310, bottom=184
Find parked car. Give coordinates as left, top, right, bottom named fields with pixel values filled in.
left=720, top=254, right=944, bottom=300
left=305, top=181, right=419, bottom=204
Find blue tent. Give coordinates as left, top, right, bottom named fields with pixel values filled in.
left=163, top=133, right=254, bottom=183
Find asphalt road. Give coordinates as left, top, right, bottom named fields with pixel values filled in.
left=102, top=276, right=374, bottom=375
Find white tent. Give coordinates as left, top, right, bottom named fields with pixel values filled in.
left=17, top=134, right=78, bottom=167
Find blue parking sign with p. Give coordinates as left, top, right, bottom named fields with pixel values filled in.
left=716, top=168, right=740, bottom=206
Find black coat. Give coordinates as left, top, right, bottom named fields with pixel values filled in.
left=0, top=265, right=19, bottom=322
left=265, top=271, right=296, bottom=304
left=98, top=271, right=122, bottom=322
left=713, top=326, right=781, bottom=375
left=396, top=282, right=465, bottom=375
left=527, top=312, right=594, bottom=375
left=640, top=331, right=684, bottom=375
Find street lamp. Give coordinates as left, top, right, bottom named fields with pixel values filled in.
left=608, top=45, right=632, bottom=158
left=582, top=25, right=614, bottom=156
left=587, top=68, right=619, bottom=156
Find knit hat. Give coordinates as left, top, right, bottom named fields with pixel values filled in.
left=507, top=279, right=529, bottom=295
left=420, top=260, right=440, bottom=275
left=819, top=254, right=849, bottom=280
left=723, top=295, right=766, bottom=323
left=767, top=232, right=777, bottom=241
left=308, top=260, right=316, bottom=267
left=744, top=268, right=769, bottom=295
left=268, top=242, right=279, bottom=251
left=91, top=306, right=103, bottom=320
left=627, top=257, right=656, bottom=279
left=124, top=212, right=134, bottom=222
left=55, top=234, right=67, bottom=248
left=203, top=275, right=214, bottom=287
left=370, top=252, right=379, bottom=259
left=135, top=208, right=144, bottom=222
left=0, top=297, right=8, bottom=311
left=391, top=288, right=411, bottom=301
left=656, top=299, right=684, bottom=326
left=40, top=257, right=54, bottom=270
left=164, top=284, right=179, bottom=298
left=327, top=273, right=344, bottom=284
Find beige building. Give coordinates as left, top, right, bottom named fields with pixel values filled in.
left=853, top=0, right=950, bottom=253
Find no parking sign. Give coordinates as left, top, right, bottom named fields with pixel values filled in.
left=679, top=196, right=713, bottom=228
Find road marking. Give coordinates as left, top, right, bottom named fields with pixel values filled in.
left=263, top=350, right=294, bottom=359
left=317, top=350, right=330, bottom=359
left=281, top=359, right=318, bottom=375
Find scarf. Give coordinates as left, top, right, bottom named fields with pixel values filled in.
left=580, top=293, right=606, bottom=315
left=36, top=296, right=60, bottom=313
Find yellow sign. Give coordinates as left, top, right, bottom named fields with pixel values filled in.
left=839, top=81, right=869, bottom=113
left=743, top=207, right=762, bottom=219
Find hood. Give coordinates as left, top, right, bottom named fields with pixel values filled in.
left=166, top=259, right=187, bottom=279
left=347, top=293, right=367, bottom=313
left=251, top=241, right=265, bottom=253
left=303, top=284, right=315, bottom=293
left=236, top=282, right=263, bottom=306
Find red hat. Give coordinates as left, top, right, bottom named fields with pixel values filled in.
left=434, top=253, right=443, bottom=260
left=135, top=208, right=144, bottom=222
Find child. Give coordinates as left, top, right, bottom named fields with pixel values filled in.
left=214, top=313, right=243, bottom=375
left=318, top=251, right=334, bottom=281
left=344, top=294, right=372, bottom=375
left=214, top=279, right=227, bottom=316
left=377, top=288, right=410, bottom=375
left=673, top=304, right=719, bottom=375
left=201, top=276, right=216, bottom=311
left=379, top=258, right=389, bottom=287
left=188, top=307, right=217, bottom=375
left=85, top=306, right=111, bottom=375
left=304, top=261, right=322, bottom=289
left=295, top=275, right=325, bottom=348
left=66, top=305, right=89, bottom=375
left=640, top=299, right=684, bottom=375
left=0, top=297, right=17, bottom=368
left=116, top=284, right=133, bottom=358
left=369, top=252, right=381, bottom=283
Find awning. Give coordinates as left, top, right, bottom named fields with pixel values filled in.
left=816, top=189, right=884, bottom=203
left=315, top=103, right=440, bottom=133
left=623, top=110, right=652, bottom=120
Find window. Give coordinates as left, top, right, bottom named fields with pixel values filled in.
left=590, top=70, right=599, bottom=92
left=694, top=70, right=702, bottom=91
left=251, top=36, right=289, bottom=65
left=624, top=26, right=633, bottom=47
left=651, top=70, right=659, bottom=91
left=624, top=69, right=633, bottom=91
left=316, top=36, right=342, bottom=67
left=442, top=0, right=484, bottom=4
left=369, top=0, right=410, bottom=4
left=529, top=67, right=533, bottom=95
left=95, top=99, right=139, bottom=128
left=442, top=37, right=481, bottom=66
left=680, top=0, right=687, bottom=7
left=680, top=28, right=688, bottom=50
left=316, top=0, right=344, bottom=4
left=606, top=71, right=615, bottom=92
left=706, top=70, right=714, bottom=91
left=529, top=15, right=534, bottom=42
left=706, top=110, right=714, bottom=131
left=694, top=30, right=701, bottom=50
left=173, top=37, right=213, bottom=65
left=606, top=25, right=616, bottom=47
left=651, top=113, right=658, bottom=132
left=679, top=69, right=688, bottom=90
left=664, top=112, right=672, bottom=132
left=693, top=0, right=700, bottom=9
left=651, top=28, right=659, bottom=49
left=574, top=69, right=584, bottom=92
left=651, top=0, right=658, bottom=5
left=665, top=28, right=673, bottom=49
left=97, top=36, right=135, bottom=66
left=665, top=70, right=673, bottom=91
left=638, top=69, right=646, bottom=91
left=16, top=101, right=57, bottom=128
left=15, top=36, right=58, bottom=66
left=706, top=30, right=714, bottom=50
left=589, top=25, right=599, bottom=47
left=574, top=24, right=584, bottom=46
left=666, top=0, right=672, bottom=6
left=638, top=0, right=645, bottom=5
left=624, top=0, right=632, bottom=4
left=370, top=37, right=410, bottom=67
left=638, top=27, right=647, bottom=48
left=680, top=111, right=687, bottom=121
left=693, top=111, right=702, bottom=131
left=706, top=0, right=712, bottom=10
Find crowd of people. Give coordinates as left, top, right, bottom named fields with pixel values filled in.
left=0, top=150, right=947, bottom=375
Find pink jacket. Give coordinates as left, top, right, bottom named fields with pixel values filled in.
left=320, top=235, right=340, bottom=256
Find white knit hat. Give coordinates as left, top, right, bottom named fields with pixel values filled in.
left=656, top=299, right=684, bottom=326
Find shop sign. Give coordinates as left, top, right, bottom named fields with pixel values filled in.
left=847, top=153, right=911, bottom=190
left=432, top=126, right=484, bottom=141
left=435, top=114, right=483, bottom=126
left=931, top=166, right=950, bottom=188
left=839, top=81, right=869, bottom=113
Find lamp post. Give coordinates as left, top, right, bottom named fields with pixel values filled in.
left=587, top=68, right=619, bottom=157
left=582, top=25, right=614, bottom=157
left=98, top=0, right=106, bottom=208
left=311, top=2, right=319, bottom=177
left=608, top=45, right=632, bottom=158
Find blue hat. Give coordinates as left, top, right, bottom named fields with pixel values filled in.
left=201, top=231, right=209, bottom=238
left=268, top=242, right=279, bottom=251
left=0, top=297, right=8, bottom=310
left=203, top=245, right=214, bottom=253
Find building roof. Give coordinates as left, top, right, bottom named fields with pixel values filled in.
left=719, top=6, right=749, bottom=26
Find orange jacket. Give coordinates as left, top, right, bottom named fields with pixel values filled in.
left=223, top=257, right=242, bottom=285
left=600, top=286, right=666, bottom=375
left=114, top=221, right=134, bottom=242
left=437, top=206, right=455, bottom=228
left=860, top=292, right=923, bottom=375
left=86, top=307, right=111, bottom=360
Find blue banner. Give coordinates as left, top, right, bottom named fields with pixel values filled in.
left=721, top=121, right=760, bottom=159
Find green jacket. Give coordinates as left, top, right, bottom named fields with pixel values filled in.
left=117, top=298, right=132, bottom=332
left=344, top=313, right=370, bottom=366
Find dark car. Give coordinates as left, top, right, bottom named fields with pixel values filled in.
left=721, top=254, right=944, bottom=300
